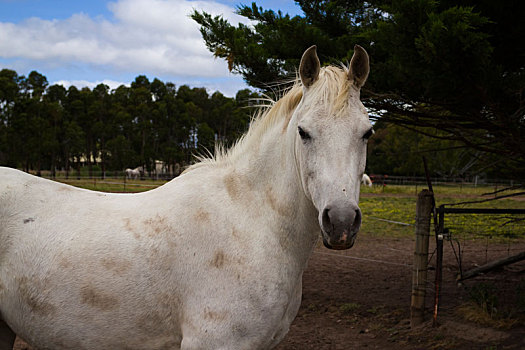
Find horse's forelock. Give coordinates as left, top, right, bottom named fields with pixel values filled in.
left=306, top=66, right=353, bottom=118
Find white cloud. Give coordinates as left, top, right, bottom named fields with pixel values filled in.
left=52, top=75, right=250, bottom=98
left=53, top=79, right=129, bottom=91
left=0, top=0, right=249, bottom=78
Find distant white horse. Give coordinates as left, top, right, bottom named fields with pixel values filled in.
left=125, top=166, right=142, bottom=180
left=0, top=45, right=371, bottom=349
left=362, top=173, right=373, bottom=187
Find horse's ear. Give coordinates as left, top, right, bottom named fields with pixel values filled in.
left=348, top=45, right=369, bottom=88
left=299, top=45, right=320, bottom=88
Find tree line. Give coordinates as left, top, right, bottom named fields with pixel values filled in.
left=0, top=67, right=518, bottom=181
left=0, top=69, right=260, bottom=177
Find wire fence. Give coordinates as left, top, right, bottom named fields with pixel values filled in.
left=363, top=188, right=525, bottom=326
left=31, top=169, right=180, bottom=181
left=32, top=169, right=523, bottom=188
left=428, top=206, right=525, bottom=326
left=369, top=174, right=522, bottom=188
left=41, top=177, right=167, bottom=193
left=437, top=207, right=525, bottom=272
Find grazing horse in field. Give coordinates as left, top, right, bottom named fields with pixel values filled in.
left=362, top=173, right=373, bottom=187
left=0, top=45, right=372, bottom=350
left=125, top=167, right=142, bottom=180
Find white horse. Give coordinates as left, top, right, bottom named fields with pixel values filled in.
left=362, top=173, right=373, bottom=187
left=125, top=166, right=142, bottom=180
left=0, top=45, right=371, bottom=350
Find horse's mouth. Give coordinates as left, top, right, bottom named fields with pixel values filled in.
left=321, top=231, right=357, bottom=250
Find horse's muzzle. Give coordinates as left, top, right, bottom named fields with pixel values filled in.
left=319, top=204, right=361, bottom=250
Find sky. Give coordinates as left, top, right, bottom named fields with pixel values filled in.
left=0, top=0, right=303, bottom=96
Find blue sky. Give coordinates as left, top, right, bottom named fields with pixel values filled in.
left=0, top=0, right=303, bottom=96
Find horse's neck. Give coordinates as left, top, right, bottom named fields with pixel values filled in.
left=232, top=114, right=319, bottom=265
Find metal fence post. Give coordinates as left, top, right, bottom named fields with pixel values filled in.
left=432, top=206, right=445, bottom=326
left=411, top=189, right=434, bottom=328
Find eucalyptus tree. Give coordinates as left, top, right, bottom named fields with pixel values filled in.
left=90, top=84, right=112, bottom=177
left=0, top=69, right=21, bottom=166
left=43, top=84, right=67, bottom=177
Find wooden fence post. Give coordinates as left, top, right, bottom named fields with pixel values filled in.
left=411, top=189, right=434, bottom=327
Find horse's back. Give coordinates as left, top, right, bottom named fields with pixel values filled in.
left=0, top=167, right=57, bottom=237
left=1, top=166, right=88, bottom=204
left=1, top=166, right=108, bottom=239
left=0, top=166, right=41, bottom=198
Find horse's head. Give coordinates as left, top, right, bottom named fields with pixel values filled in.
left=293, top=45, right=371, bottom=250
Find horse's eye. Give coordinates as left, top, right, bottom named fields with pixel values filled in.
left=363, top=128, right=374, bottom=140
left=298, top=126, right=311, bottom=140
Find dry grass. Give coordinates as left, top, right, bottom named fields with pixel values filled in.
left=457, top=302, right=521, bottom=329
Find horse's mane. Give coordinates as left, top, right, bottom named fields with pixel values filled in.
left=186, top=65, right=351, bottom=172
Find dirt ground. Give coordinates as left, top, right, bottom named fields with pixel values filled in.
left=275, top=236, right=525, bottom=350
left=14, top=235, right=525, bottom=350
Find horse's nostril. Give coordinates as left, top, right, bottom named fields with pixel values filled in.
left=353, top=208, right=362, bottom=229
left=322, top=207, right=331, bottom=232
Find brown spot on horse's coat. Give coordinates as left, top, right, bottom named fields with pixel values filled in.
left=124, top=218, right=141, bottom=239
left=80, top=285, right=119, bottom=310
left=279, top=233, right=293, bottom=250
left=210, top=250, right=246, bottom=272
left=224, top=172, right=240, bottom=200
left=223, top=171, right=256, bottom=205
left=23, top=217, right=34, bottom=224
left=18, top=277, right=56, bottom=316
left=203, top=307, right=227, bottom=321
left=135, top=216, right=179, bottom=254
left=194, top=209, right=210, bottom=223
left=101, top=257, right=131, bottom=275
left=211, top=250, right=227, bottom=268
left=59, top=256, right=72, bottom=268
left=266, top=187, right=293, bottom=217
left=231, top=228, right=241, bottom=240
left=143, top=215, right=173, bottom=237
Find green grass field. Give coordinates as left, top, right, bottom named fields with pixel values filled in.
left=360, top=184, right=525, bottom=241
left=54, top=178, right=167, bottom=193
